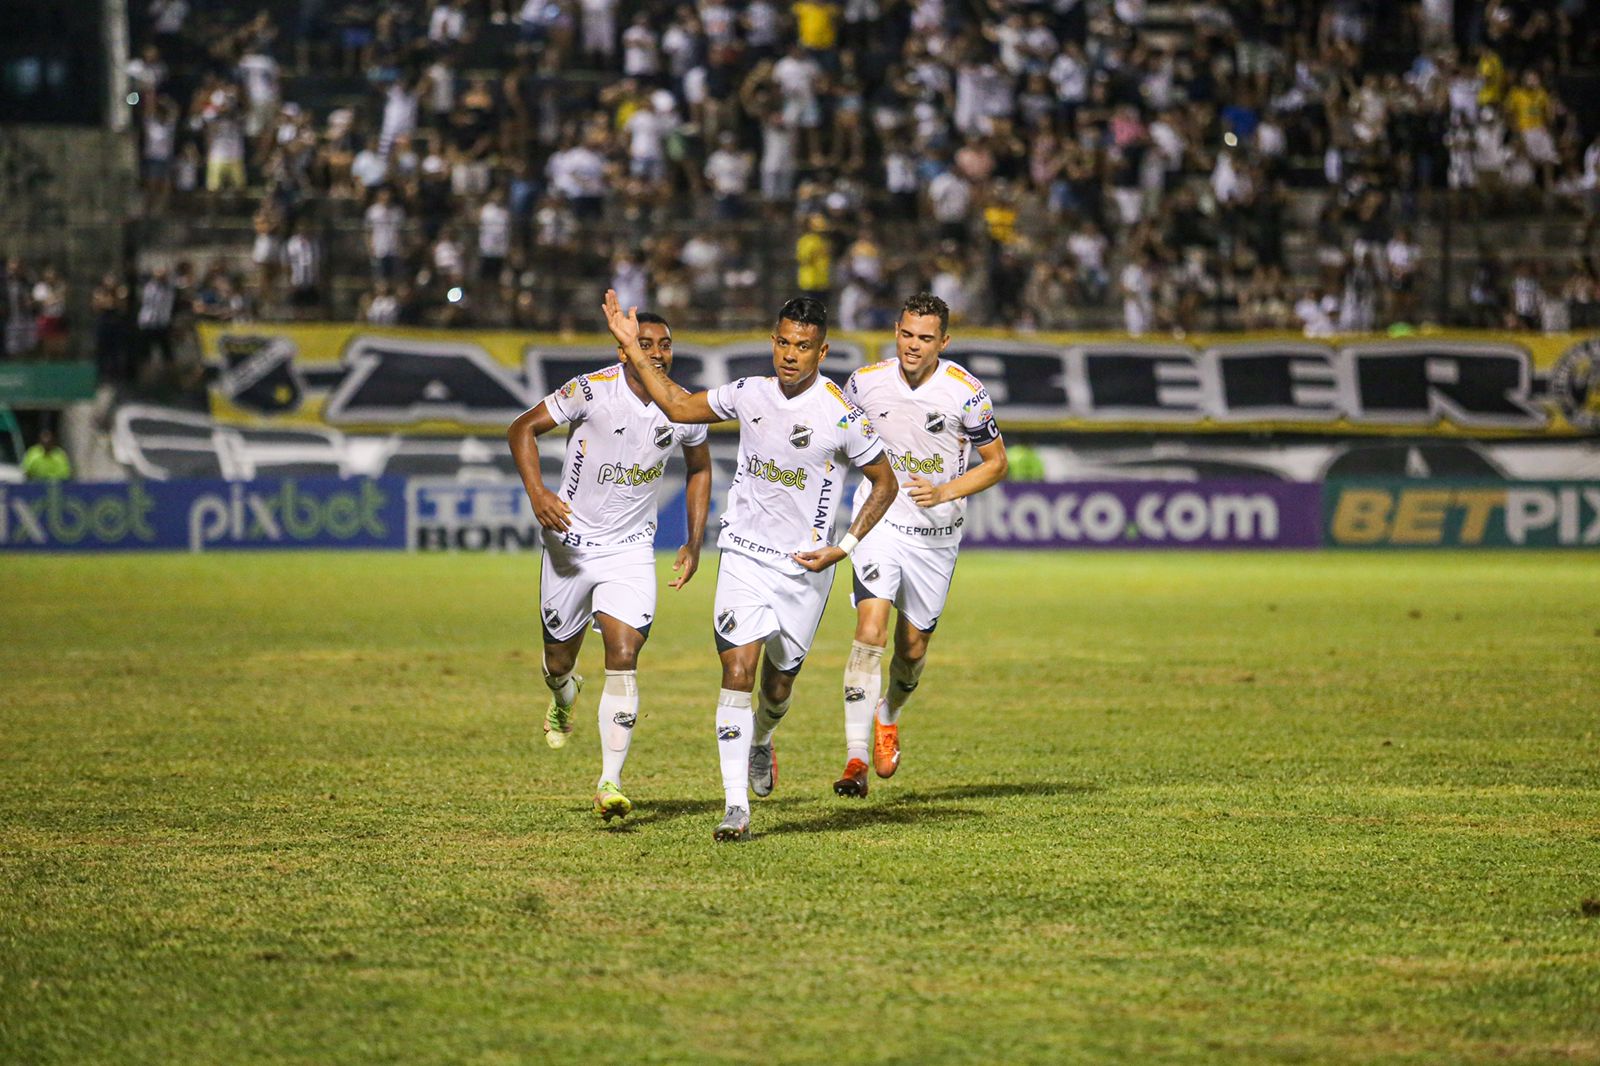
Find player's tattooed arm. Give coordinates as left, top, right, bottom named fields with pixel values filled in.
left=671, top=439, right=713, bottom=589
left=602, top=288, right=723, bottom=424
left=906, top=437, right=1009, bottom=508
left=793, top=452, right=899, bottom=572
left=507, top=402, right=573, bottom=532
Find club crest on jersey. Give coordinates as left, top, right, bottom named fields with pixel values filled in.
left=924, top=411, right=947, bottom=433
left=717, top=609, right=737, bottom=635
left=861, top=562, right=880, bottom=582
left=789, top=424, right=812, bottom=449
left=653, top=424, right=674, bottom=449
left=542, top=606, right=561, bottom=629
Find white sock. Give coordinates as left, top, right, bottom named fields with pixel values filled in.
left=844, top=639, right=884, bottom=762
left=542, top=662, right=578, bottom=708
left=597, top=669, right=638, bottom=788
left=753, top=689, right=791, bottom=747
left=881, top=656, right=924, bottom=726
left=716, top=688, right=754, bottom=809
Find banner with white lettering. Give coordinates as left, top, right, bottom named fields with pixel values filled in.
left=963, top=481, right=1323, bottom=549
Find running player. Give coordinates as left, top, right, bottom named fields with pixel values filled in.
left=834, top=292, right=1008, bottom=796
left=507, top=311, right=713, bottom=822
left=602, top=289, right=899, bottom=842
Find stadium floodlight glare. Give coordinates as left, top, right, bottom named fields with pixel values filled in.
left=447, top=287, right=464, bottom=303
left=127, top=92, right=139, bottom=106
left=1223, top=132, right=1238, bottom=147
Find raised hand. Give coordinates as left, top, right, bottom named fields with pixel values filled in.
left=602, top=288, right=640, bottom=352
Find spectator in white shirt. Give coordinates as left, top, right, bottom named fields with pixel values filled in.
left=364, top=186, right=406, bottom=280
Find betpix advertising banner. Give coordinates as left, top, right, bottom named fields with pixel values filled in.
left=0, top=477, right=406, bottom=552
left=963, top=481, right=1323, bottom=549
left=198, top=324, right=1600, bottom=439
left=1325, top=480, right=1600, bottom=548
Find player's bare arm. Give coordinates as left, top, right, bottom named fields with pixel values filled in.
left=603, top=288, right=722, bottom=424
left=671, top=439, right=713, bottom=590
left=906, top=437, right=1009, bottom=508
left=793, top=452, right=898, bottom=572
left=507, top=401, right=573, bottom=532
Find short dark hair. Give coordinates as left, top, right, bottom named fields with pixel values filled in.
left=899, top=292, right=949, bottom=335
left=776, top=296, right=828, bottom=337
left=635, top=311, right=670, bottom=329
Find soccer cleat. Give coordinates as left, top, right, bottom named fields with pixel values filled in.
left=593, top=781, right=632, bottom=822
left=749, top=741, right=778, bottom=798
left=542, top=674, right=583, bottom=749
left=872, top=702, right=900, bottom=778
left=713, top=805, right=750, bottom=842
left=833, top=758, right=870, bottom=798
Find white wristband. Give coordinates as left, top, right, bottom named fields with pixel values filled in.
left=838, top=533, right=859, bottom=557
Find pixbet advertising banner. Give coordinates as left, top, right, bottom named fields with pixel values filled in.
left=1325, top=480, right=1600, bottom=548
left=0, top=477, right=406, bottom=552
left=198, top=324, right=1600, bottom=439
left=963, top=481, right=1323, bottom=549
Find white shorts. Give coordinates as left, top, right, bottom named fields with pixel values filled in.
left=712, top=549, right=833, bottom=672
left=848, top=526, right=960, bottom=633
left=539, top=541, right=656, bottom=643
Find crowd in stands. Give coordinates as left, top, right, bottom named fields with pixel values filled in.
left=113, top=0, right=1600, bottom=351
left=1, top=258, right=73, bottom=360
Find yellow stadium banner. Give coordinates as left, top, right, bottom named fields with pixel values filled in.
left=198, top=323, right=1600, bottom=438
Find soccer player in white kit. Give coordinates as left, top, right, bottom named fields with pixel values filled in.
left=508, top=312, right=713, bottom=822
left=834, top=292, right=1009, bottom=796
left=602, top=289, right=899, bottom=842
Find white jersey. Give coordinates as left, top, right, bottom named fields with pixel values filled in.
left=541, top=364, right=708, bottom=551
left=844, top=358, right=1000, bottom=548
left=707, top=375, right=884, bottom=574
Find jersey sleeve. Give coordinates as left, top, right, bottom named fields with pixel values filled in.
left=960, top=383, right=1001, bottom=445
left=680, top=422, right=709, bottom=446
left=842, top=369, right=863, bottom=407
left=706, top=377, right=747, bottom=421
left=840, top=406, right=885, bottom=468
left=543, top=373, right=591, bottom=427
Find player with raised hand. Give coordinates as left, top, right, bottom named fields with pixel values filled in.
left=833, top=292, right=1009, bottom=797
left=508, top=310, right=713, bottom=823
left=602, top=288, right=899, bottom=842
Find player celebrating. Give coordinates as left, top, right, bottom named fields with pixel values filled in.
left=507, top=311, right=713, bottom=823
left=602, top=289, right=899, bottom=842
left=834, top=292, right=1009, bottom=797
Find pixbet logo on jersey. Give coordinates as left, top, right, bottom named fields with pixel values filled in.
left=746, top=454, right=808, bottom=489
left=890, top=452, right=946, bottom=475
left=598, top=460, right=667, bottom=486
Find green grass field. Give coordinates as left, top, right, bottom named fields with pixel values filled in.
left=2, top=551, right=1598, bottom=1065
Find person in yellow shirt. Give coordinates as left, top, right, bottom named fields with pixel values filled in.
left=1505, top=70, right=1558, bottom=185
left=1476, top=46, right=1506, bottom=106
left=793, top=2, right=841, bottom=53
left=22, top=429, right=72, bottom=481
left=796, top=214, right=833, bottom=303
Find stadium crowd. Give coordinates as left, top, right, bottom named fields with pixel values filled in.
left=113, top=0, right=1600, bottom=356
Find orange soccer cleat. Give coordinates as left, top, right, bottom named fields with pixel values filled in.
left=872, top=710, right=900, bottom=779
left=833, top=758, right=870, bottom=798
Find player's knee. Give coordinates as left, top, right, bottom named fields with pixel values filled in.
left=544, top=646, right=578, bottom=677
left=721, top=661, right=756, bottom=691
left=605, top=645, right=640, bottom=671
left=854, top=620, right=889, bottom=647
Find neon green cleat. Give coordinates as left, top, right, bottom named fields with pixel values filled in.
left=543, top=674, right=583, bottom=749
left=593, top=781, right=632, bottom=822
